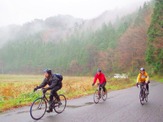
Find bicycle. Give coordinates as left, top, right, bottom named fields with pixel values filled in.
left=30, top=88, right=67, bottom=120
left=93, top=84, right=107, bottom=104
left=137, top=83, right=148, bottom=105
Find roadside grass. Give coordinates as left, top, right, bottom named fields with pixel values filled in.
left=0, top=75, right=135, bottom=112
left=150, top=75, right=163, bottom=82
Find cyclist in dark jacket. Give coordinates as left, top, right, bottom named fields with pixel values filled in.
left=34, top=69, right=62, bottom=113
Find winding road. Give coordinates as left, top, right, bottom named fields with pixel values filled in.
left=0, top=81, right=163, bottom=122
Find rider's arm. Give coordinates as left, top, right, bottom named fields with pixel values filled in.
left=145, top=72, right=149, bottom=83
left=37, top=79, right=47, bottom=89
left=136, top=74, right=140, bottom=83
left=46, top=77, right=58, bottom=90
left=102, top=73, right=106, bottom=82
left=93, top=74, right=98, bottom=84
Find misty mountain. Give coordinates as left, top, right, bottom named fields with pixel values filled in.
left=1, top=0, right=162, bottom=75
left=0, top=0, right=150, bottom=46
left=0, top=15, right=84, bottom=45
left=0, top=25, right=21, bottom=47
left=82, top=5, right=145, bottom=31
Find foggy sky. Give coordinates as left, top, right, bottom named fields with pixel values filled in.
left=0, top=0, right=150, bottom=27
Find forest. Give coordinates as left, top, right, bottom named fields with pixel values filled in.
left=0, top=0, right=162, bottom=76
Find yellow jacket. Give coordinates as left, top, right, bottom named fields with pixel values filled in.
left=137, top=72, right=149, bottom=83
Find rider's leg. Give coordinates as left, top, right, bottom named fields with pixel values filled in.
left=49, top=95, right=53, bottom=105
left=98, top=87, right=101, bottom=95
left=51, top=86, right=61, bottom=102
left=140, top=83, right=144, bottom=95
left=146, top=84, right=149, bottom=91
left=100, top=82, right=106, bottom=92
left=139, top=83, right=144, bottom=101
left=146, top=83, right=149, bottom=94
left=53, top=92, right=60, bottom=102
left=47, top=94, right=53, bottom=113
left=47, top=86, right=60, bottom=113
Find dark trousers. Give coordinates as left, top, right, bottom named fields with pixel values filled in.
left=99, top=82, right=106, bottom=92
left=146, top=83, right=149, bottom=91
left=140, top=82, right=149, bottom=92
left=49, top=86, right=61, bottom=103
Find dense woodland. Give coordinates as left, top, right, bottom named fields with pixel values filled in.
left=0, top=0, right=162, bottom=75
left=146, top=0, right=163, bottom=74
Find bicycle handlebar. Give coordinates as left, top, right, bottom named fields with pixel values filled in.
left=34, top=88, right=46, bottom=94
left=137, top=82, right=148, bottom=87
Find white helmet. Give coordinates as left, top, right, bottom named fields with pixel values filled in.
left=140, top=67, right=145, bottom=71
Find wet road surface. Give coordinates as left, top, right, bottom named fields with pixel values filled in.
left=0, top=81, right=163, bottom=122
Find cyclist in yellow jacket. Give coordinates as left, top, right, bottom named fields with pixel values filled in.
left=136, top=68, right=150, bottom=94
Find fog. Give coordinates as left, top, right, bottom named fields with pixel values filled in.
left=0, top=0, right=151, bottom=47
left=0, top=0, right=154, bottom=74
left=0, top=0, right=151, bottom=27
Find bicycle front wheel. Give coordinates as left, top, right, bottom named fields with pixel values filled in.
left=54, top=94, right=67, bottom=114
left=30, top=98, right=47, bottom=120
left=93, top=90, right=100, bottom=104
left=139, top=92, right=145, bottom=105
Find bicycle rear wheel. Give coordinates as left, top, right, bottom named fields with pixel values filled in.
left=30, top=98, right=47, bottom=120
left=102, top=90, right=107, bottom=101
left=54, top=94, right=67, bottom=114
left=93, top=90, right=100, bottom=104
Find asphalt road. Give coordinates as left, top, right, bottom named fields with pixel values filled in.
left=0, top=81, right=163, bottom=122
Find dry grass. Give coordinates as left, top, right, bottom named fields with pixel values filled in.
left=0, top=75, right=135, bottom=112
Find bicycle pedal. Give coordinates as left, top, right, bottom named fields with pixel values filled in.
left=46, top=109, right=53, bottom=113
left=58, top=102, right=62, bottom=106
left=37, top=107, right=42, bottom=110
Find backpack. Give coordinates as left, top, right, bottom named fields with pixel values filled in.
left=55, top=73, right=63, bottom=81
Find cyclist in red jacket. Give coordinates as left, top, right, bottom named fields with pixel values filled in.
left=92, top=69, right=107, bottom=94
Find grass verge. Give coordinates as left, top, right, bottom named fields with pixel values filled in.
left=150, top=75, right=163, bottom=82
left=0, top=75, right=135, bottom=112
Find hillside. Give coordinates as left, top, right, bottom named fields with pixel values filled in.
left=146, top=0, right=163, bottom=74
left=0, top=1, right=160, bottom=75
left=116, top=2, right=152, bottom=74
left=0, top=1, right=149, bottom=46
left=0, top=15, right=84, bottom=45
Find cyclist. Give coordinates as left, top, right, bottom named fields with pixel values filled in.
left=92, top=69, right=107, bottom=98
left=136, top=68, right=150, bottom=94
left=34, top=69, right=63, bottom=113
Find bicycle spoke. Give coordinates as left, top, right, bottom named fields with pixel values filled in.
left=93, top=90, right=100, bottom=104
left=139, top=89, right=146, bottom=105
left=102, top=90, right=107, bottom=101
left=54, top=95, right=67, bottom=114
left=30, top=98, right=47, bottom=120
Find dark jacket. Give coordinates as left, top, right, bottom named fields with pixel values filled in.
left=38, top=74, right=62, bottom=90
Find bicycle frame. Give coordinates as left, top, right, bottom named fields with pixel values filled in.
left=97, top=84, right=104, bottom=91
left=30, top=88, right=67, bottom=120
left=93, top=84, right=107, bottom=104
left=37, top=89, right=49, bottom=102
left=138, top=83, right=148, bottom=105
left=139, top=84, right=147, bottom=94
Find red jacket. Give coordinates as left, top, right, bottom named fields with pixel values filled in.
left=93, top=72, right=106, bottom=85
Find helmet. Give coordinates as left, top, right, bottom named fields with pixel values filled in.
left=97, top=68, right=102, bottom=72
left=44, top=69, right=52, bottom=75
left=140, top=67, right=145, bottom=71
